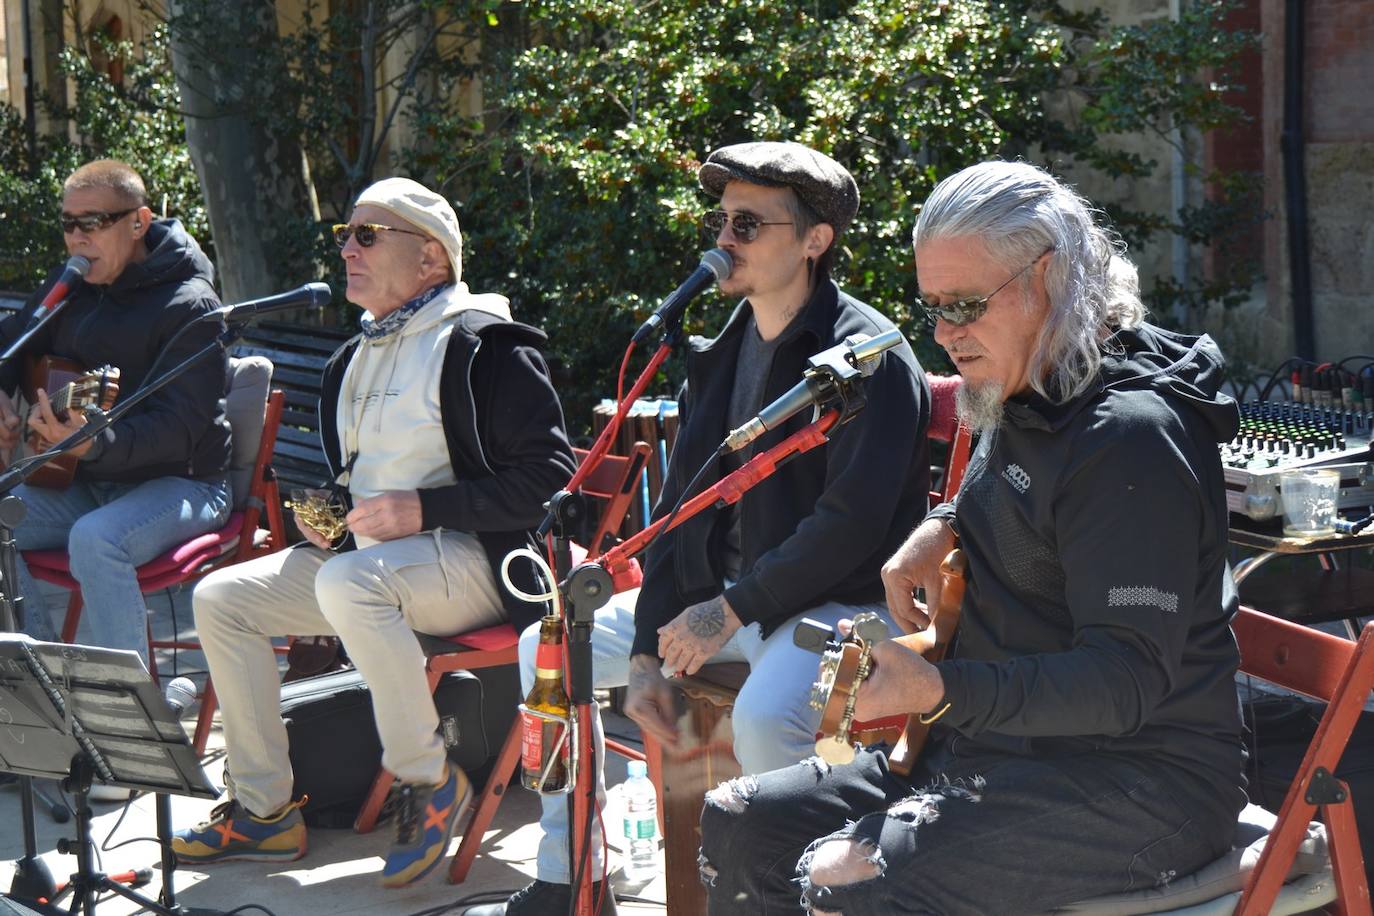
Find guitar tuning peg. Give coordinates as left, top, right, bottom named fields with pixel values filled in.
left=852, top=612, right=890, bottom=645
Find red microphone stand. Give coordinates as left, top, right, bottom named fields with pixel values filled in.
left=553, top=409, right=849, bottom=916
left=535, top=328, right=687, bottom=916
left=538, top=325, right=871, bottom=916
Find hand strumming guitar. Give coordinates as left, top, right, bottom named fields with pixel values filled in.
left=28, top=387, right=93, bottom=458
left=881, top=517, right=956, bottom=633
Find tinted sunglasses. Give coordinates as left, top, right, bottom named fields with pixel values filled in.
left=915, top=249, right=1054, bottom=328
left=60, top=208, right=136, bottom=234
left=332, top=222, right=427, bottom=248
left=702, top=209, right=794, bottom=243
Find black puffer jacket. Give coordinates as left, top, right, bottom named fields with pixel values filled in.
left=1, top=220, right=231, bottom=483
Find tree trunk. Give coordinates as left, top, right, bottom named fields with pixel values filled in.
left=166, top=0, right=320, bottom=305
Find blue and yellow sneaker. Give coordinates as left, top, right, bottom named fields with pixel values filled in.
left=381, top=763, right=471, bottom=888
left=172, top=798, right=307, bottom=864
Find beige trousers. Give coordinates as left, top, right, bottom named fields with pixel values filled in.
left=193, top=530, right=506, bottom=816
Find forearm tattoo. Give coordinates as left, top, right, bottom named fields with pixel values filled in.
left=687, top=598, right=727, bottom=638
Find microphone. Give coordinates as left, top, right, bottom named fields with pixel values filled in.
left=215, top=282, right=332, bottom=323
left=631, top=249, right=732, bottom=344
left=164, top=677, right=198, bottom=716
left=28, top=255, right=91, bottom=325
left=722, top=328, right=905, bottom=453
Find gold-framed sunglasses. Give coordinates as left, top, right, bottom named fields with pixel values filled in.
left=60, top=208, right=137, bottom=234
left=915, top=249, right=1054, bottom=328
left=332, top=222, right=428, bottom=248
left=701, top=209, right=794, bottom=243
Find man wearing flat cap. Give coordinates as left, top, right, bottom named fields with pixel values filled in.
left=173, top=176, right=577, bottom=888
left=466, top=141, right=932, bottom=915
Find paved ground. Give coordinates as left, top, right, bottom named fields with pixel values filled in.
left=1, top=582, right=668, bottom=916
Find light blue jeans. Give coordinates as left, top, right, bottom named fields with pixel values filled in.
left=518, top=587, right=890, bottom=884
left=11, top=475, right=232, bottom=663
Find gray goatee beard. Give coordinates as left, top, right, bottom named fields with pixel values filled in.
left=956, top=380, right=1006, bottom=433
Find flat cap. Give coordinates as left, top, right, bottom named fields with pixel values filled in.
left=699, top=141, right=859, bottom=232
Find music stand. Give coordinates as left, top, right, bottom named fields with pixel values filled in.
left=0, top=634, right=219, bottom=915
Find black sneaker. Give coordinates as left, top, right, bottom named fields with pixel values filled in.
left=463, top=879, right=619, bottom=915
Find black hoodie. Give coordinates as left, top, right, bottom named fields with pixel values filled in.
left=2, top=219, right=232, bottom=483
left=930, top=324, right=1246, bottom=817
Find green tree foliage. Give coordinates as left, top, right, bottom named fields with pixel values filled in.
left=1, top=1, right=1259, bottom=431
left=0, top=27, right=208, bottom=290
left=430, top=0, right=1258, bottom=420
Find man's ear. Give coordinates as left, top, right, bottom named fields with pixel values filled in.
left=806, top=222, right=835, bottom=259
left=132, top=205, right=154, bottom=235
left=420, top=239, right=449, bottom=278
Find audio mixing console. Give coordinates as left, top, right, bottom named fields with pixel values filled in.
left=1223, top=400, right=1374, bottom=522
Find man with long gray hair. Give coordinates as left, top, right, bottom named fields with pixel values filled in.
left=696, top=160, right=1246, bottom=915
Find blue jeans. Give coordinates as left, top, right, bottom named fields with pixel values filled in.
left=699, top=745, right=1237, bottom=915
left=518, top=588, right=890, bottom=884
left=11, top=475, right=232, bottom=663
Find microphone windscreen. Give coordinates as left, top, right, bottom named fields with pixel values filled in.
left=66, top=255, right=91, bottom=278
left=165, top=676, right=198, bottom=714
left=304, top=281, right=332, bottom=308
left=701, top=248, right=733, bottom=281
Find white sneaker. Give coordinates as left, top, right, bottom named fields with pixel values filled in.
left=87, top=783, right=135, bottom=802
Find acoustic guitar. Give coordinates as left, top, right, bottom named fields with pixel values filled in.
left=802, top=546, right=967, bottom=776
left=6, top=355, right=122, bottom=490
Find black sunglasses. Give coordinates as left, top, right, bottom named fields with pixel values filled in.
left=701, top=209, right=794, bottom=243
left=332, top=222, right=428, bottom=248
left=60, top=208, right=136, bottom=234
left=915, top=249, right=1054, bottom=328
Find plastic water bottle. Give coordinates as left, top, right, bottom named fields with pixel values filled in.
left=621, top=760, right=658, bottom=881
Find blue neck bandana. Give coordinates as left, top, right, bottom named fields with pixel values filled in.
left=361, top=282, right=449, bottom=340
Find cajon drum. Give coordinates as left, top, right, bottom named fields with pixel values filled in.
left=657, top=662, right=747, bottom=916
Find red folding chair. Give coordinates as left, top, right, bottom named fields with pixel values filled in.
left=1231, top=607, right=1373, bottom=914
left=25, top=355, right=288, bottom=755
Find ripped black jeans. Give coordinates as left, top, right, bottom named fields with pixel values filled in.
left=698, top=745, right=1236, bottom=915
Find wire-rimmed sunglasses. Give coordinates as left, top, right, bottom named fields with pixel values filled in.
left=701, top=209, right=794, bottom=243
left=60, top=208, right=136, bottom=234
left=915, top=249, right=1054, bottom=328
left=332, top=222, right=427, bottom=249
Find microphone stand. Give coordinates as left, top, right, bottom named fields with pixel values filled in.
left=0, top=322, right=247, bottom=907
left=535, top=323, right=688, bottom=916
left=553, top=409, right=848, bottom=912
left=0, top=297, right=81, bottom=902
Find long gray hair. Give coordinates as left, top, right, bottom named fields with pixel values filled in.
left=912, top=161, right=1146, bottom=403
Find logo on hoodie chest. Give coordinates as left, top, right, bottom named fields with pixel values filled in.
left=1001, top=462, right=1030, bottom=494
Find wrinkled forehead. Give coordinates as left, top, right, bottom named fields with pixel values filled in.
left=913, top=235, right=1000, bottom=295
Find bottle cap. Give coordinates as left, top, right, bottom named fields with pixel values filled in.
left=627, top=760, right=648, bottom=778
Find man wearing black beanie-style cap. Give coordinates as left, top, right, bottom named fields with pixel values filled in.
left=468, top=141, right=933, bottom=915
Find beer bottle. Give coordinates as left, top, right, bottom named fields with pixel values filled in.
left=520, top=614, right=570, bottom=792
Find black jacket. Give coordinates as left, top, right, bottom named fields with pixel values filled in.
left=319, top=309, right=577, bottom=632
left=632, top=280, right=932, bottom=658
left=1, top=219, right=231, bottom=483
left=932, top=324, right=1246, bottom=817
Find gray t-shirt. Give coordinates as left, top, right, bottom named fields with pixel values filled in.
left=721, top=315, right=784, bottom=581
